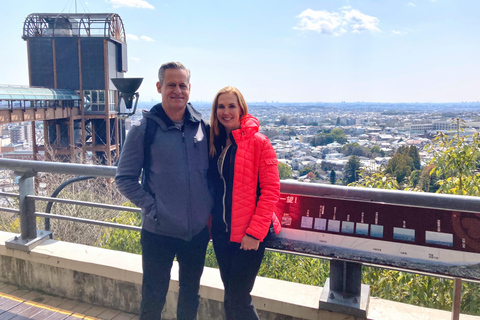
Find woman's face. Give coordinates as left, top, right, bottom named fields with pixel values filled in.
left=217, top=92, right=242, bottom=133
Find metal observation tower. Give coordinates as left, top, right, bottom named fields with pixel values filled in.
left=15, top=13, right=129, bottom=164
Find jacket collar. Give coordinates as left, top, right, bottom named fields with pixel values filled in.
left=232, top=114, right=259, bottom=141
left=143, top=102, right=201, bottom=130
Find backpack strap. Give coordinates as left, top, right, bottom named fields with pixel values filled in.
left=141, top=117, right=158, bottom=192
left=201, top=119, right=210, bottom=145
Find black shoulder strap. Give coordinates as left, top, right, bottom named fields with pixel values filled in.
left=202, top=119, right=210, bottom=143
left=141, top=117, right=158, bottom=190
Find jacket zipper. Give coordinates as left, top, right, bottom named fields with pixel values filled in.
left=181, top=124, right=192, bottom=238
left=218, top=145, right=230, bottom=233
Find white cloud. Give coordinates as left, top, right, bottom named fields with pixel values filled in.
left=294, top=8, right=346, bottom=36
left=294, top=6, right=380, bottom=36
left=140, top=35, right=155, bottom=42
left=127, top=34, right=139, bottom=41
left=407, top=2, right=416, bottom=7
left=131, top=57, right=140, bottom=61
left=342, top=6, right=380, bottom=33
left=392, top=30, right=406, bottom=35
left=107, top=0, right=154, bottom=9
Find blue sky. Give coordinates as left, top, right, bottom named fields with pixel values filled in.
left=0, top=0, right=479, bottom=103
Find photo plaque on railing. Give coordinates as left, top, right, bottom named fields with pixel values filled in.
left=268, top=192, right=480, bottom=281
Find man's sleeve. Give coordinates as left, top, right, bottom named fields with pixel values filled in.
left=115, top=123, right=155, bottom=210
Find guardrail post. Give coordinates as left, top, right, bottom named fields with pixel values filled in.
left=5, top=169, right=52, bottom=252
left=19, top=171, right=36, bottom=239
left=319, top=259, right=370, bottom=318
left=451, top=278, right=462, bottom=320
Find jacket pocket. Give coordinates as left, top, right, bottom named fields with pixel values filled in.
left=263, top=158, right=278, bottom=184
left=145, top=201, right=160, bottom=226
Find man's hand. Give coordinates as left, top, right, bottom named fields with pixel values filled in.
left=240, top=235, right=260, bottom=251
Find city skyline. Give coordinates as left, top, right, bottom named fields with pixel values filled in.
left=0, top=0, right=479, bottom=103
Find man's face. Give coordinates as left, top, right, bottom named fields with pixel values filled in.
left=156, top=68, right=191, bottom=114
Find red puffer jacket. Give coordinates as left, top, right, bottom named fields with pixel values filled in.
left=230, top=114, right=281, bottom=243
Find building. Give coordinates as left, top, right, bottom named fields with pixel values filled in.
left=19, top=13, right=129, bottom=164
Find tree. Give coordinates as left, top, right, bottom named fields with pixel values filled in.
left=343, top=155, right=361, bottom=185
left=278, top=117, right=288, bottom=126
left=299, top=166, right=315, bottom=176
left=330, top=170, right=336, bottom=185
left=385, top=145, right=419, bottom=184
left=409, top=170, right=422, bottom=189
left=385, top=153, right=412, bottom=184
left=306, top=172, right=316, bottom=180
left=311, top=133, right=334, bottom=146
left=349, top=170, right=400, bottom=189
left=426, top=122, right=480, bottom=196
left=342, top=143, right=369, bottom=157
left=278, top=162, right=293, bottom=180
left=370, top=145, right=385, bottom=158
left=312, top=128, right=347, bottom=146
left=408, top=145, right=421, bottom=170
left=330, top=128, right=348, bottom=144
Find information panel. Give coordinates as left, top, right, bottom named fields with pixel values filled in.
left=268, top=193, right=480, bottom=281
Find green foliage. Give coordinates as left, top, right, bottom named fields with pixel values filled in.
left=258, top=252, right=329, bottom=286
left=97, top=201, right=142, bottom=254
left=370, top=145, right=385, bottom=157
left=409, top=170, right=422, bottom=188
left=330, top=128, right=348, bottom=144
left=408, top=145, right=421, bottom=170
left=204, top=242, right=218, bottom=268
left=299, top=166, right=315, bottom=176
left=426, top=123, right=480, bottom=195
left=278, top=162, right=293, bottom=180
left=385, top=145, right=420, bottom=184
left=311, top=133, right=334, bottom=146
left=342, top=143, right=369, bottom=157
left=349, top=170, right=400, bottom=189
left=312, top=128, right=347, bottom=146
left=343, top=155, right=361, bottom=185
left=329, top=169, right=336, bottom=185
left=363, top=267, right=480, bottom=315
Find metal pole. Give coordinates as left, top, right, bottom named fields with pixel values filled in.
left=451, top=278, right=462, bottom=320
left=18, top=172, right=36, bottom=240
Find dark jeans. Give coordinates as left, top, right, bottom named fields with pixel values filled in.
left=212, top=232, right=266, bottom=320
left=139, top=227, right=209, bottom=320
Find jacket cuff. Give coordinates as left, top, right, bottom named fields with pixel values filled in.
left=246, top=233, right=259, bottom=240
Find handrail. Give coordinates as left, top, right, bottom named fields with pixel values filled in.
left=34, top=212, right=141, bottom=232
left=29, top=195, right=141, bottom=212
left=0, top=158, right=116, bottom=177
left=280, top=180, right=480, bottom=213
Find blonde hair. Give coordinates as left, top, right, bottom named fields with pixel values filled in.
left=209, top=86, right=249, bottom=157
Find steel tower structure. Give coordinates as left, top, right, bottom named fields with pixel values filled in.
left=22, top=13, right=128, bottom=164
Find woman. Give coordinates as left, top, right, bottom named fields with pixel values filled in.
left=209, top=86, right=281, bottom=320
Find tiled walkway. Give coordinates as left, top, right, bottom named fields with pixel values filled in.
left=0, top=282, right=137, bottom=320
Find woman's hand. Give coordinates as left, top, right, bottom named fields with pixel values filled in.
left=240, top=235, right=260, bottom=251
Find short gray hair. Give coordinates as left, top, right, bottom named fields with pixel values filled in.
left=157, top=62, right=191, bottom=84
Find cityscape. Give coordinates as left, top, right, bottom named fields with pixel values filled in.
left=0, top=99, right=479, bottom=191
left=123, top=100, right=480, bottom=184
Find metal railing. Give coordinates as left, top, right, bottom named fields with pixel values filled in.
left=0, top=158, right=479, bottom=319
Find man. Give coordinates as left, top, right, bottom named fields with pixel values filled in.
left=116, top=62, right=212, bottom=320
